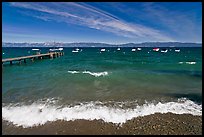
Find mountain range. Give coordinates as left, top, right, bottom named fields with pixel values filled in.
left=2, top=42, right=202, bottom=47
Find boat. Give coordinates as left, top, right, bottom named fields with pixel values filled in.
left=137, top=48, right=141, bottom=51
left=175, top=49, right=180, bottom=52
left=153, top=48, right=159, bottom=52
left=49, top=48, right=58, bottom=51
left=101, top=48, right=105, bottom=52
left=32, top=48, right=40, bottom=51
left=72, top=50, right=79, bottom=53
left=161, top=49, right=168, bottom=53
left=132, top=48, right=136, bottom=52
left=117, top=48, right=120, bottom=51
left=58, top=48, right=63, bottom=51
left=32, top=48, right=41, bottom=55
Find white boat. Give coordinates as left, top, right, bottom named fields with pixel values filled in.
left=137, top=48, right=141, bottom=51
left=72, top=50, right=79, bottom=53
left=161, top=49, right=168, bottom=53
left=132, top=48, right=136, bottom=52
left=175, top=49, right=180, bottom=52
left=117, top=48, right=120, bottom=51
left=101, top=49, right=105, bottom=52
left=32, top=48, right=40, bottom=51
left=58, top=48, right=63, bottom=51
left=49, top=49, right=58, bottom=51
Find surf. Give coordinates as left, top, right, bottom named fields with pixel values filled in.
left=2, top=98, right=202, bottom=128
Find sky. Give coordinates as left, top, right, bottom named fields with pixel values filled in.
left=2, top=2, right=202, bottom=44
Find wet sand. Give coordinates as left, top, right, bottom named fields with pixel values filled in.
left=2, top=113, right=202, bottom=135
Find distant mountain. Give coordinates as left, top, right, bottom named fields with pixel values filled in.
left=2, top=42, right=202, bottom=47
left=119, top=42, right=202, bottom=47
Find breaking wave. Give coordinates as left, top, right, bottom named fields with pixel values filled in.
left=68, top=70, right=108, bottom=77
left=2, top=98, right=202, bottom=128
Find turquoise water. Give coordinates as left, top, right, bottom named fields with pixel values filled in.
left=2, top=47, right=202, bottom=127
left=2, top=47, right=202, bottom=103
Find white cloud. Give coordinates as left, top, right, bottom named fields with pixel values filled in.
left=10, top=2, right=174, bottom=42
left=142, top=2, right=201, bottom=43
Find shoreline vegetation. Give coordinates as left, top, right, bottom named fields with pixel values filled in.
left=2, top=113, right=202, bottom=135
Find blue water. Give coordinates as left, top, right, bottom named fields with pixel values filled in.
left=2, top=47, right=202, bottom=104
left=2, top=47, right=202, bottom=127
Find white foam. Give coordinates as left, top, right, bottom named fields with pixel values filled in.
left=68, top=70, right=108, bottom=77
left=82, top=71, right=108, bottom=77
left=2, top=98, right=202, bottom=128
left=68, top=71, right=80, bottom=74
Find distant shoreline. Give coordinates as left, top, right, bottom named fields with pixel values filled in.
left=2, top=42, right=202, bottom=48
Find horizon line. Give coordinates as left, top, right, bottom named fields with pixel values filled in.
left=2, top=41, right=202, bottom=45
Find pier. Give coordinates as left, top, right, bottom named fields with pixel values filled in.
left=2, top=52, right=64, bottom=65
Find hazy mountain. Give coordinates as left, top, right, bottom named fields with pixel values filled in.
left=2, top=42, right=202, bottom=47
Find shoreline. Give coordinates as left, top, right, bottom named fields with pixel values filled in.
left=2, top=112, right=202, bottom=135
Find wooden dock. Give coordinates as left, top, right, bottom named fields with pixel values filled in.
left=2, top=52, right=64, bottom=65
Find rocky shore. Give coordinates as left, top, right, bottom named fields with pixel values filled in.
left=2, top=113, right=202, bottom=135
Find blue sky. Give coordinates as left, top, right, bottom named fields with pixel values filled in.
left=2, top=2, right=202, bottom=44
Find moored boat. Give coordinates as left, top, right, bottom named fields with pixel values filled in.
left=153, top=48, right=160, bottom=51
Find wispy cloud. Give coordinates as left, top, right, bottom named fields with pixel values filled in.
left=95, top=2, right=201, bottom=43
left=141, top=2, right=201, bottom=42
left=10, top=2, right=174, bottom=42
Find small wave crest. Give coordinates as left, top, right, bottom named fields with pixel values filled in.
left=2, top=98, right=202, bottom=128
left=68, top=70, right=108, bottom=77
left=67, top=71, right=80, bottom=74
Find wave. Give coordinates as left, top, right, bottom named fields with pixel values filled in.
left=2, top=98, right=202, bottom=128
left=82, top=71, right=108, bottom=77
left=68, top=70, right=108, bottom=77
left=67, top=71, right=80, bottom=74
